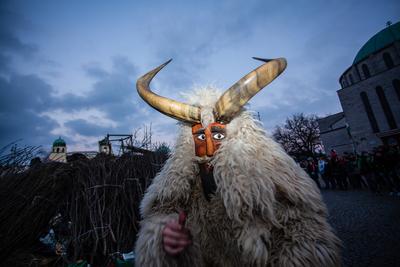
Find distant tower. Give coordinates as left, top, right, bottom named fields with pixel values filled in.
left=99, top=138, right=112, bottom=155
left=49, top=137, right=67, bottom=162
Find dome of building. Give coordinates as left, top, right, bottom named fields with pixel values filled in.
left=353, top=21, right=400, bottom=64
left=98, top=138, right=109, bottom=146
left=53, top=137, right=66, bottom=147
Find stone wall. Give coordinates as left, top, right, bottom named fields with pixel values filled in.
left=336, top=42, right=400, bottom=152
left=319, top=126, right=354, bottom=155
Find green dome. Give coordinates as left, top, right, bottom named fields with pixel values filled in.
left=98, top=138, right=109, bottom=145
left=353, top=21, right=400, bottom=65
left=53, top=137, right=66, bottom=147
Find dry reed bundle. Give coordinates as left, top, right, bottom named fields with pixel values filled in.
left=0, top=151, right=167, bottom=266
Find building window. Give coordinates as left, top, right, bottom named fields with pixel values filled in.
left=349, top=73, right=354, bottom=84
left=360, top=92, right=380, bottom=133
left=341, top=76, right=348, bottom=87
left=56, top=147, right=60, bottom=153
left=393, top=79, right=400, bottom=101
left=361, top=64, right=371, bottom=78
left=383, top=52, right=394, bottom=69
left=376, top=86, right=397, bottom=130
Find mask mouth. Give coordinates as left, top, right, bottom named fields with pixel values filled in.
left=194, top=156, right=213, bottom=164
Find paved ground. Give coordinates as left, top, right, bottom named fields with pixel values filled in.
left=322, top=190, right=400, bottom=267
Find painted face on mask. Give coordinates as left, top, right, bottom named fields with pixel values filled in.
left=192, top=122, right=226, bottom=158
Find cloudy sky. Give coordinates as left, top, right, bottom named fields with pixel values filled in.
left=0, top=0, right=399, bottom=152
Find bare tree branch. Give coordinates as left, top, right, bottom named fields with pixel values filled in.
left=273, top=113, right=320, bottom=159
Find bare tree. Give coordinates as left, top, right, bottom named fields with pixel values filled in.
left=0, top=141, right=43, bottom=175
left=273, top=113, right=320, bottom=159
left=132, top=123, right=153, bottom=150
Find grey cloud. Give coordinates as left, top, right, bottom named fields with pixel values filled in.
left=0, top=109, right=56, bottom=147
left=83, top=63, right=109, bottom=79
left=0, top=55, right=146, bottom=148
left=54, top=56, right=157, bottom=140
left=65, top=119, right=110, bottom=136
left=0, top=53, right=12, bottom=74
left=62, top=56, right=140, bottom=116
left=0, top=5, right=57, bottom=147
left=0, top=74, right=55, bottom=113
left=112, top=56, right=137, bottom=76
left=0, top=7, right=38, bottom=61
left=142, top=2, right=266, bottom=90
left=0, top=4, right=34, bottom=33
left=0, top=30, right=38, bottom=59
left=0, top=74, right=57, bottom=147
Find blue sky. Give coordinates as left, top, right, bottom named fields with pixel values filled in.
left=0, top=0, right=399, bottom=152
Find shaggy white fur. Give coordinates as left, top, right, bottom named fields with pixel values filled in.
left=135, top=88, right=341, bottom=267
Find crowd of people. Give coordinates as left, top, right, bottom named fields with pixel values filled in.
left=300, top=145, right=400, bottom=196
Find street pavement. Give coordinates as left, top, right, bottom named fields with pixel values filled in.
left=322, top=190, right=400, bottom=267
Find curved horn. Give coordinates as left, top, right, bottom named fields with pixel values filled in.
left=136, top=59, right=201, bottom=123
left=214, top=57, right=287, bottom=122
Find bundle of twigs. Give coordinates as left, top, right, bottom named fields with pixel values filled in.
left=0, top=161, right=71, bottom=266
left=0, top=151, right=168, bottom=266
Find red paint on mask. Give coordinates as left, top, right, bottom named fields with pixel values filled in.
left=192, top=122, right=226, bottom=157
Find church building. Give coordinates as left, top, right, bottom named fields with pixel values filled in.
left=48, top=137, right=67, bottom=163
left=318, top=21, right=400, bottom=154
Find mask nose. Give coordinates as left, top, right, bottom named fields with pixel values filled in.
left=206, top=136, right=214, bottom=157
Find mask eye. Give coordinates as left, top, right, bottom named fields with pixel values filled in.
left=197, top=134, right=206, bottom=140
left=213, top=133, right=225, bottom=140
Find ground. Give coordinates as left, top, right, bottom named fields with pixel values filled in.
left=322, top=190, right=400, bottom=267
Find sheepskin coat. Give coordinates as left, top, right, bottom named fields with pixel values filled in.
left=135, top=89, right=341, bottom=267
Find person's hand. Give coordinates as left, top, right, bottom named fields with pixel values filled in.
left=162, top=211, right=192, bottom=256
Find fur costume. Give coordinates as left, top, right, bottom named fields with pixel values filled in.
left=134, top=88, right=341, bottom=267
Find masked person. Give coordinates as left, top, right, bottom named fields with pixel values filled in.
left=134, top=58, right=341, bottom=267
